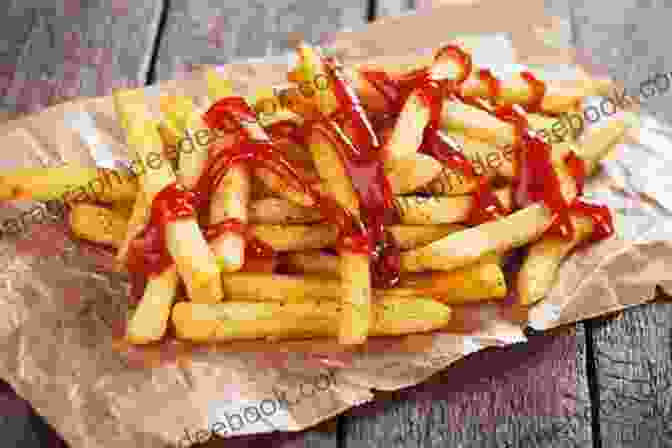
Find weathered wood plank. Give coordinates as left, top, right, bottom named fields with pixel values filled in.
left=589, top=297, right=672, bottom=446
left=153, top=0, right=369, bottom=81
left=570, top=0, right=672, bottom=122
left=373, top=0, right=414, bottom=19
left=0, top=0, right=164, bottom=114
left=572, top=2, right=672, bottom=445
left=192, top=420, right=337, bottom=448
left=0, top=3, right=165, bottom=446
left=342, top=327, right=593, bottom=448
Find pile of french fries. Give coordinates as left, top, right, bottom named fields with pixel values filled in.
left=0, top=41, right=627, bottom=347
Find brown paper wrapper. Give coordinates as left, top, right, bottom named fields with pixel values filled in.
left=0, top=1, right=669, bottom=446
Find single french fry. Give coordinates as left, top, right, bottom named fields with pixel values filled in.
left=577, top=118, right=627, bottom=174
left=220, top=273, right=341, bottom=301
left=381, top=260, right=507, bottom=304
left=307, top=124, right=360, bottom=217
left=0, top=167, right=137, bottom=203
left=388, top=224, right=464, bottom=250
left=125, top=265, right=179, bottom=344
left=443, top=132, right=515, bottom=179
left=210, top=163, right=251, bottom=272
left=160, top=95, right=211, bottom=190
left=116, top=189, right=149, bottom=262
left=385, top=152, right=445, bottom=195
left=339, top=252, right=371, bottom=345
left=383, top=91, right=431, bottom=163
left=251, top=224, right=339, bottom=251
left=283, top=250, right=340, bottom=276
left=254, top=166, right=315, bottom=207
left=518, top=214, right=594, bottom=306
left=113, top=87, right=222, bottom=303
left=393, top=187, right=512, bottom=225
left=171, top=295, right=452, bottom=342
left=248, top=197, right=322, bottom=224
left=401, top=203, right=553, bottom=272
left=200, top=74, right=254, bottom=273
left=441, top=100, right=517, bottom=146
left=69, top=203, right=128, bottom=248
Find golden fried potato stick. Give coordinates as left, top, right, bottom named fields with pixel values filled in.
left=125, top=265, right=179, bottom=344
left=115, top=185, right=149, bottom=263
left=0, top=167, right=137, bottom=203
left=251, top=224, right=339, bottom=251
left=283, top=250, right=340, bottom=276
left=394, top=187, right=512, bottom=225
left=401, top=203, right=553, bottom=272
left=220, top=273, right=342, bottom=301
left=388, top=223, right=464, bottom=250
left=113, top=87, right=222, bottom=303
left=517, top=214, right=594, bottom=306
left=382, top=260, right=507, bottom=304
left=441, top=100, right=517, bottom=145
left=248, top=197, right=323, bottom=224
left=383, top=91, right=431, bottom=163
left=219, top=255, right=503, bottom=303
left=576, top=118, right=627, bottom=175
left=69, top=203, right=128, bottom=247
left=384, top=152, right=444, bottom=195
left=171, top=296, right=452, bottom=342
left=201, top=74, right=253, bottom=272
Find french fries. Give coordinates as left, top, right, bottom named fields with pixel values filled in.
left=517, top=214, right=594, bottom=305
left=0, top=166, right=137, bottom=203
left=7, top=41, right=625, bottom=348
left=401, top=204, right=553, bottom=272
left=113, top=88, right=223, bottom=304
left=69, top=203, right=128, bottom=248
left=171, top=296, right=452, bottom=342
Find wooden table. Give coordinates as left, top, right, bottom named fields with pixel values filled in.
left=0, top=1, right=670, bottom=446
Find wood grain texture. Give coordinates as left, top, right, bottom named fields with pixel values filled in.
left=341, top=327, right=593, bottom=447
left=0, top=0, right=164, bottom=114
left=152, top=0, right=369, bottom=81
left=572, top=1, right=672, bottom=445
left=373, top=0, right=414, bottom=19
left=191, top=420, right=338, bottom=448
left=570, top=0, right=672, bottom=122
left=590, top=297, right=672, bottom=446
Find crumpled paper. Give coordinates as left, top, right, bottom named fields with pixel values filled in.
left=0, top=1, right=669, bottom=447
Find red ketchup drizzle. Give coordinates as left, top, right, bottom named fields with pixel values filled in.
left=125, top=98, right=306, bottom=288
left=360, top=46, right=507, bottom=224
left=476, top=69, right=502, bottom=100
left=124, top=183, right=198, bottom=303
left=494, top=104, right=613, bottom=241
left=519, top=71, right=547, bottom=113
left=318, top=57, right=401, bottom=288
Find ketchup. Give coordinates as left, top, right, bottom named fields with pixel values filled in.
left=125, top=43, right=614, bottom=301
left=124, top=98, right=307, bottom=285
left=494, top=104, right=613, bottom=241
left=315, top=57, right=401, bottom=288
left=360, top=45, right=613, bottom=243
